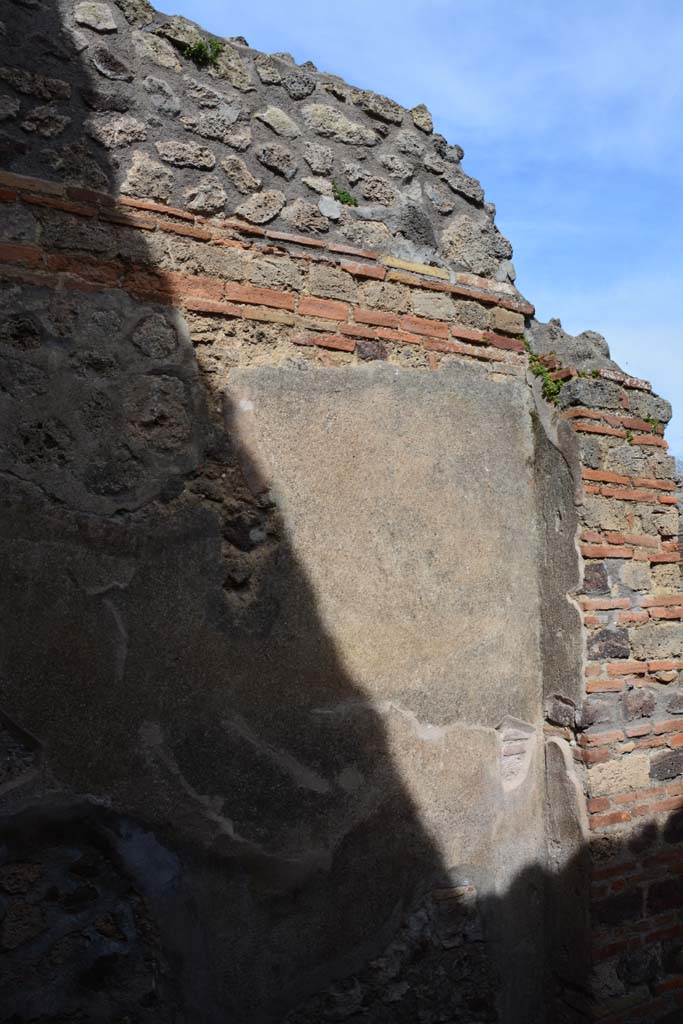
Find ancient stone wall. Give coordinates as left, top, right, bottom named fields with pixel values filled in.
left=0, top=1, right=682, bottom=1022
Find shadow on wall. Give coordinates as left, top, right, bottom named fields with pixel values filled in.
left=0, top=3, right=681, bottom=1024
left=0, top=4, right=486, bottom=1021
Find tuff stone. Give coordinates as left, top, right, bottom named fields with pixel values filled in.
left=143, top=76, right=180, bottom=116
left=302, top=104, right=378, bottom=146
left=378, top=152, right=415, bottom=182
left=557, top=377, right=624, bottom=411
left=281, top=198, right=328, bottom=233
left=90, top=45, right=134, bottom=80
left=131, top=313, right=177, bottom=359
left=360, top=176, right=396, bottom=206
left=626, top=391, right=673, bottom=425
left=49, top=140, right=110, bottom=189
left=410, top=289, right=454, bottom=320
left=356, top=338, right=388, bottom=361
left=256, top=142, right=297, bottom=180
left=254, top=54, right=282, bottom=85
left=638, top=506, right=678, bottom=538
left=248, top=255, right=303, bottom=291
left=441, top=214, right=513, bottom=276
left=309, top=263, right=356, bottom=302
left=667, top=692, right=683, bottom=715
left=587, top=627, right=630, bottom=660
left=87, top=113, right=147, bottom=147
left=444, top=168, right=485, bottom=205
left=579, top=698, right=612, bottom=727
left=132, top=29, right=181, bottom=70
left=183, top=77, right=222, bottom=108
left=620, top=561, right=651, bottom=592
left=593, top=890, right=643, bottom=927
left=81, top=83, right=132, bottom=112
left=424, top=152, right=448, bottom=177
left=630, top=623, right=683, bottom=661
left=235, top=188, right=286, bottom=224
left=21, top=104, right=70, bottom=137
left=113, top=0, right=154, bottom=25
left=652, top=563, right=683, bottom=590
left=74, top=2, right=118, bottom=32
left=342, top=159, right=365, bottom=185
left=221, top=155, right=261, bottom=194
left=529, top=318, right=617, bottom=371
left=410, top=103, right=433, bottom=133
left=397, top=203, right=437, bottom=247
left=180, top=106, right=247, bottom=143
left=184, top=176, right=227, bottom=214
left=651, top=749, right=683, bottom=781
left=154, top=15, right=199, bottom=48
left=433, top=135, right=464, bottom=162
left=302, top=140, right=333, bottom=175
left=214, top=45, right=255, bottom=92
left=121, top=151, right=173, bottom=200
left=0, top=203, right=36, bottom=242
left=395, top=129, right=425, bottom=157
left=617, top=951, right=659, bottom=987
left=0, top=95, right=20, bottom=121
left=546, top=696, right=576, bottom=728
left=0, top=66, right=70, bottom=101
left=302, top=175, right=333, bottom=196
left=357, top=90, right=403, bottom=125
left=491, top=307, right=525, bottom=335
left=283, top=70, right=316, bottom=100
left=589, top=754, right=650, bottom=796
left=451, top=299, right=490, bottom=330
left=621, top=689, right=656, bottom=720
left=155, top=139, right=216, bottom=169
left=254, top=105, right=301, bottom=138
left=321, top=78, right=348, bottom=102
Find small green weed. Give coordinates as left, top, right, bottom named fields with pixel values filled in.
left=644, top=415, right=660, bottom=430
left=626, top=430, right=634, bottom=445
left=332, top=180, right=358, bottom=207
left=184, top=37, right=224, bottom=68
left=524, top=340, right=564, bottom=404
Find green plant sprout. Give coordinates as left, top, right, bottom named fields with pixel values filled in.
left=184, top=37, right=224, bottom=68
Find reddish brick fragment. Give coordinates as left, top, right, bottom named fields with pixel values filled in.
left=327, top=242, right=378, bottom=259
left=353, top=307, right=401, bottom=329
left=450, top=323, right=487, bottom=344
left=117, top=196, right=194, bottom=221
left=400, top=314, right=449, bottom=339
left=340, top=260, right=386, bottom=280
left=581, top=544, right=633, bottom=559
left=266, top=229, right=325, bottom=248
left=590, top=810, right=632, bottom=829
left=224, top=282, right=295, bottom=311
left=299, top=296, right=349, bottom=320
left=607, top=661, right=648, bottom=676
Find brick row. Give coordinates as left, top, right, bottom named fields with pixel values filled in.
left=0, top=168, right=533, bottom=318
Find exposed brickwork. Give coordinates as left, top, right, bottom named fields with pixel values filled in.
left=554, top=361, right=683, bottom=1022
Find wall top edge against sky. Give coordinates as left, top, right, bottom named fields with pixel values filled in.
left=160, top=0, right=683, bottom=457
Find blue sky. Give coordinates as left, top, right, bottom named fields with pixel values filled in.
left=168, top=0, right=683, bottom=456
